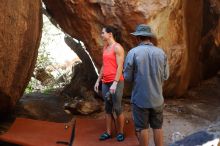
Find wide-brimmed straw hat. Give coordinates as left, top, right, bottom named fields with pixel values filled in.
left=131, top=24, right=155, bottom=38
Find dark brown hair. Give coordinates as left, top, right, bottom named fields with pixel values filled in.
left=104, top=25, right=122, bottom=43
left=138, top=36, right=158, bottom=46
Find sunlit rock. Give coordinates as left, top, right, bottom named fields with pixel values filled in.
left=43, top=0, right=220, bottom=97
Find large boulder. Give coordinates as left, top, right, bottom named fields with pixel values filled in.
left=0, top=0, right=42, bottom=116
left=16, top=93, right=72, bottom=122
left=43, top=0, right=220, bottom=97
left=61, top=36, right=98, bottom=98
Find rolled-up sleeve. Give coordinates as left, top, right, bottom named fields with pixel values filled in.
left=163, top=55, right=169, bottom=80
left=124, top=51, right=135, bottom=82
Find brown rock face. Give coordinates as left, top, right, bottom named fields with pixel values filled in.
left=200, top=0, right=220, bottom=79
left=43, top=0, right=220, bottom=97
left=61, top=36, right=98, bottom=98
left=0, top=0, right=42, bottom=115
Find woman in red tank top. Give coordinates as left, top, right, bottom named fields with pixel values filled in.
left=94, top=26, right=125, bottom=141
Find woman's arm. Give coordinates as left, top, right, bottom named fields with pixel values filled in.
left=94, top=66, right=103, bottom=93
left=110, top=44, right=124, bottom=93
left=115, top=44, right=124, bottom=81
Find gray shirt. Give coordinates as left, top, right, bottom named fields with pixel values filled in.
left=124, top=43, right=169, bottom=108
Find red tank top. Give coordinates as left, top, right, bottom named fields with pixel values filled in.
left=102, top=43, right=124, bottom=83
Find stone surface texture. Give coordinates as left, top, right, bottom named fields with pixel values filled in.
left=0, top=0, right=42, bottom=115
left=43, top=0, right=220, bottom=97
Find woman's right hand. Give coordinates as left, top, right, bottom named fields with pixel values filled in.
left=94, top=81, right=99, bottom=93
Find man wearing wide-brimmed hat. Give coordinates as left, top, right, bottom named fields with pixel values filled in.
left=124, top=24, right=169, bottom=146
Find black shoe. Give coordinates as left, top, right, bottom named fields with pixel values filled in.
left=99, top=132, right=111, bottom=141
left=116, top=133, right=125, bottom=142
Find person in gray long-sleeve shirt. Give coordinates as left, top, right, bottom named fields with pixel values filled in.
left=124, top=24, right=169, bottom=146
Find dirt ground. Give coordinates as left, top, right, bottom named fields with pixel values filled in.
left=78, top=98, right=214, bottom=146
left=0, top=76, right=219, bottom=146
left=0, top=97, right=219, bottom=146
left=78, top=76, right=220, bottom=145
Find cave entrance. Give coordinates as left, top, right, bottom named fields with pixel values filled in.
left=19, top=6, right=99, bottom=120
left=24, top=12, right=81, bottom=94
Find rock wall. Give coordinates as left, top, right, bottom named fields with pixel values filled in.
left=0, top=0, right=42, bottom=116
left=62, top=36, right=98, bottom=98
left=43, top=0, right=220, bottom=97
left=200, top=0, right=220, bottom=79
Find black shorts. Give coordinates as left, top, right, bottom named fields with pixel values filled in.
left=132, top=103, right=163, bottom=131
